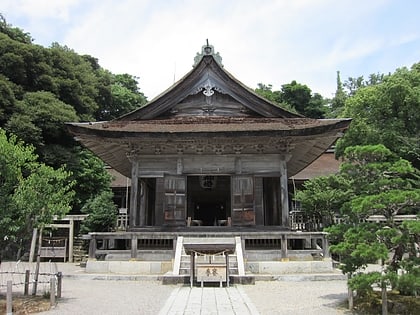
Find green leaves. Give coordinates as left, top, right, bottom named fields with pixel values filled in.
left=80, top=190, right=117, bottom=233
left=0, top=129, right=74, bottom=251
left=300, top=144, right=419, bottom=282
left=336, top=63, right=420, bottom=168
left=255, top=81, right=327, bottom=118
left=329, top=223, right=388, bottom=274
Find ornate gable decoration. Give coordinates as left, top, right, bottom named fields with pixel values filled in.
left=115, top=41, right=302, bottom=121
left=193, top=41, right=223, bottom=67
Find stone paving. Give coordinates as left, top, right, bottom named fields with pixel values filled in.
left=158, top=286, right=260, bottom=315
left=1, top=262, right=350, bottom=314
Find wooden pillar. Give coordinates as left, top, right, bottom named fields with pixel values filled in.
left=68, top=218, right=74, bottom=263
left=281, top=234, right=288, bottom=259
left=279, top=156, right=291, bottom=228
left=322, top=234, right=330, bottom=258
left=88, top=236, right=97, bottom=259
left=139, top=181, right=146, bottom=226
left=131, top=234, right=138, bottom=259
left=130, top=159, right=139, bottom=228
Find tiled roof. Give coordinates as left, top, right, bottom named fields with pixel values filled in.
left=291, top=152, right=342, bottom=180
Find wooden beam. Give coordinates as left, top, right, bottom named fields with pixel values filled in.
left=129, top=159, right=139, bottom=227
left=280, top=159, right=289, bottom=227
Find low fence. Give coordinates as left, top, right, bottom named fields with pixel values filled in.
left=0, top=261, right=63, bottom=313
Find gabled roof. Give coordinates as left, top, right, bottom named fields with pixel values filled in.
left=67, top=44, right=351, bottom=178
left=116, top=45, right=302, bottom=121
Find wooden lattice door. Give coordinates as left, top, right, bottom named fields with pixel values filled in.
left=232, top=176, right=255, bottom=225
left=163, top=176, right=186, bottom=226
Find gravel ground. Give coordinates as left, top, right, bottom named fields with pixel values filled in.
left=243, top=280, right=351, bottom=315
left=40, top=278, right=351, bottom=315
left=42, top=279, right=176, bottom=315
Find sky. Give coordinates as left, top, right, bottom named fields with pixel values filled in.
left=2, top=0, right=420, bottom=100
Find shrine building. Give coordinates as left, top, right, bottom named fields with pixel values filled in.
left=67, top=44, right=351, bottom=278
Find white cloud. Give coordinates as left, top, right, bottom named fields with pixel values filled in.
left=3, top=0, right=81, bottom=21
left=2, top=0, right=420, bottom=99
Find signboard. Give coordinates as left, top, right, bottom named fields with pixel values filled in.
left=196, top=264, right=226, bottom=282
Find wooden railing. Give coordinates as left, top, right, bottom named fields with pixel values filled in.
left=84, top=230, right=330, bottom=261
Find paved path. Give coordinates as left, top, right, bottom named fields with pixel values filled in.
left=1, top=262, right=351, bottom=314
left=41, top=278, right=350, bottom=315
left=158, top=286, right=260, bottom=315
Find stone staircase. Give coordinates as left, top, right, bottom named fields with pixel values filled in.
left=165, top=236, right=252, bottom=284
left=72, top=237, right=89, bottom=263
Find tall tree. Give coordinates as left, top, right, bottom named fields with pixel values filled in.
left=0, top=129, right=74, bottom=259
left=336, top=63, right=420, bottom=168
left=297, top=144, right=420, bottom=298
left=329, top=71, right=347, bottom=117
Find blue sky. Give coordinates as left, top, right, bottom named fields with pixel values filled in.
left=2, top=0, right=420, bottom=100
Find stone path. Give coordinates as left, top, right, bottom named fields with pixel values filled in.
left=1, top=263, right=351, bottom=314
left=158, top=286, right=260, bottom=315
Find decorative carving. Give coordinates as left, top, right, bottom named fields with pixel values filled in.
left=199, top=175, right=217, bottom=190
left=213, top=145, right=224, bottom=155
left=176, top=145, right=184, bottom=155
left=203, top=78, right=215, bottom=97
left=196, top=145, right=204, bottom=154
left=154, top=146, right=162, bottom=155
left=233, top=145, right=243, bottom=154
left=255, top=144, right=264, bottom=153
left=193, top=42, right=223, bottom=67
left=202, top=106, right=216, bottom=115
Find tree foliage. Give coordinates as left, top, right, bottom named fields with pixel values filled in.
left=255, top=81, right=327, bottom=118
left=80, top=190, right=118, bottom=233
left=298, top=144, right=419, bottom=295
left=336, top=63, right=420, bottom=168
left=0, top=15, right=147, bottom=221
left=0, top=129, right=74, bottom=258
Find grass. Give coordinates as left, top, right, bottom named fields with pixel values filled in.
left=0, top=294, right=51, bottom=314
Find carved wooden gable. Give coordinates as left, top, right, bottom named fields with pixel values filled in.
left=117, top=44, right=301, bottom=121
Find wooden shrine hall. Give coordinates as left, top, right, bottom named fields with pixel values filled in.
left=67, top=43, right=351, bottom=277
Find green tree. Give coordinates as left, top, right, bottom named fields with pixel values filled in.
left=295, top=174, right=351, bottom=227
left=336, top=63, right=420, bottom=168
left=0, top=16, right=149, bottom=220
left=255, top=81, right=326, bottom=117
left=301, top=145, right=420, bottom=297
left=0, top=14, right=32, bottom=44
left=329, top=71, right=347, bottom=118
left=97, top=73, right=147, bottom=120
left=281, top=80, right=326, bottom=118
left=0, top=129, right=74, bottom=258
left=80, top=190, right=118, bottom=233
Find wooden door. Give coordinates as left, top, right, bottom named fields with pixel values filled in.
left=232, top=176, right=255, bottom=225
left=164, top=176, right=186, bottom=226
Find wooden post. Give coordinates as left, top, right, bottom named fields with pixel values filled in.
left=32, top=227, right=43, bottom=295
left=29, top=228, right=38, bottom=262
left=24, top=270, right=30, bottom=295
left=281, top=234, right=288, bottom=259
left=88, top=236, right=97, bottom=259
left=6, top=280, right=12, bottom=315
left=322, top=235, right=330, bottom=258
left=279, top=158, right=290, bottom=228
left=226, top=253, right=230, bottom=288
left=57, top=272, right=62, bottom=298
left=68, top=219, right=74, bottom=263
left=190, top=253, right=194, bottom=288
left=130, top=235, right=138, bottom=259
left=50, top=276, right=56, bottom=307
left=129, top=159, right=139, bottom=228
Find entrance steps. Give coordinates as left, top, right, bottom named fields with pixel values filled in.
left=163, top=236, right=254, bottom=285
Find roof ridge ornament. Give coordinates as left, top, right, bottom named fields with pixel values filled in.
left=193, top=39, right=223, bottom=67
